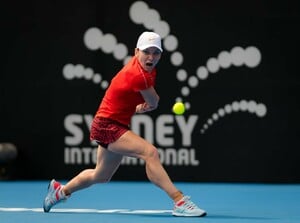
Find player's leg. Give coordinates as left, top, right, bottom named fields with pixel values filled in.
left=107, top=130, right=180, bottom=200
left=108, top=130, right=207, bottom=217
left=63, top=145, right=123, bottom=194
left=43, top=146, right=123, bottom=212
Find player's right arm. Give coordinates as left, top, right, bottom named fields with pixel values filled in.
left=136, top=87, right=159, bottom=113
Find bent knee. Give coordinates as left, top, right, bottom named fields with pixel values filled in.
left=144, top=145, right=159, bottom=161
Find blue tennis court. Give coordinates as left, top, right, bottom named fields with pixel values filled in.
left=0, top=181, right=299, bottom=223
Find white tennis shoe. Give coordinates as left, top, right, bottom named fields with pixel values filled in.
left=43, top=179, right=68, bottom=212
left=172, top=196, right=207, bottom=217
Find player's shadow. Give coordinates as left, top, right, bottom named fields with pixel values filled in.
left=207, top=214, right=276, bottom=221
left=52, top=210, right=275, bottom=220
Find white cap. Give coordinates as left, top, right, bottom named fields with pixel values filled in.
left=136, top=31, right=163, bottom=52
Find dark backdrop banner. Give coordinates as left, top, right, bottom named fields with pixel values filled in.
left=1, top=0, right=299, bottom=182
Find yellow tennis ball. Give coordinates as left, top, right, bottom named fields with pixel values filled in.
left=172, top=102, right=185, bottom=115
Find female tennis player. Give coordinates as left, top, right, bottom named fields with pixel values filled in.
left=43, top=31, right=206, bottom=217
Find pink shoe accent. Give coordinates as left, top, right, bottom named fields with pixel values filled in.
left=176, top=200, right=185, bottom=206
left=53, top=181, right=62, bottom=201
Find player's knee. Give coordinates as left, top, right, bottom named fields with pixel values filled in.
left=93, top=173, right=112, bottom=183
left=145, top=145, right=159, bottom=161
left=101, top=178, right=111, bottom=183
left=95, top=177, right=111, bottom=183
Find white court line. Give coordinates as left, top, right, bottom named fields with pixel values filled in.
left=0, top=207, right=172, bottom=214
